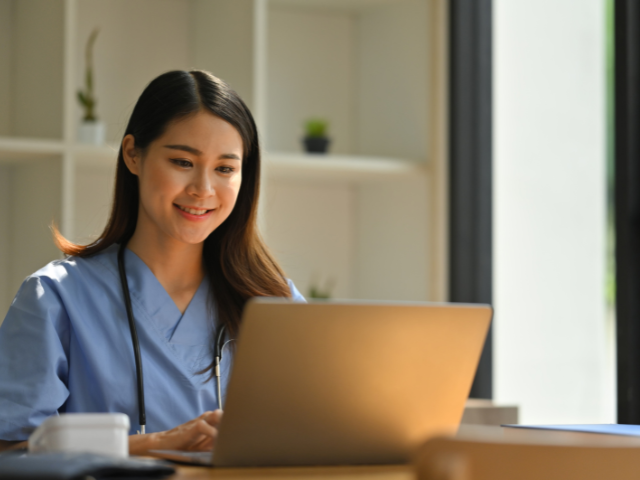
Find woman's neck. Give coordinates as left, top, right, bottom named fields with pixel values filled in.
left=126, top=229, right=205, bottom=314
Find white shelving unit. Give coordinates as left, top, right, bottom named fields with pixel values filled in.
left=264, top=153, right=426, bottom=183
left=65, top=146, right=427, bottom=181
left=0, top=0, right=447, bottom=318
left=0, top=138, right=65, bottom=160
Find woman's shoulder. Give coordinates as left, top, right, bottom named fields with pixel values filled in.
left=5, top=244, right=120, bottom=326
left=23, top=243, right=119, bottom=292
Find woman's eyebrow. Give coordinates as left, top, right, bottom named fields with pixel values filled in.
left=163, top=145, right=241, bottom=161
left=164, top=144, right=202, bottom=155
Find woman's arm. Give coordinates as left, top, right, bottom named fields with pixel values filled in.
left=129, top=410, right=222, bottom=455
left=0, top=276, right=71, bottom=442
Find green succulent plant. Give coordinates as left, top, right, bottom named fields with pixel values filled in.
left=304, top=118, right=328, bottom=138
left=77, top=28, right=100, bottom=122
left=308, top=276, right=335, bottom=300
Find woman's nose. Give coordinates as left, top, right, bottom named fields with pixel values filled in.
left=188, top=171, right=215, bottom=198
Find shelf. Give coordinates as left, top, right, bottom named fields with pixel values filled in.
left=72, top=144, right=119, bottom=167
left=0, top=0, right=440, bottom=322
left=269, top=0, right=399, bottom=13
left=0, top=141, right=426, bottom=184
left=0, top=139, right=119, bottom=166
left=263, top=152, right=427, bottom=183
left=0, top=137, right=64, bottom=162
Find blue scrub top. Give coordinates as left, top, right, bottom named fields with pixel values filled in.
left=0, top=243, right=305, bottom=440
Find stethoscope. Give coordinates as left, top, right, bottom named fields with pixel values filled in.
left=117, top=241, right=227, bottom=435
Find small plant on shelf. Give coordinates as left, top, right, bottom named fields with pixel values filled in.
left=305, top=119, right=327, bottom=138
left=77, top=28, right=105, bottom=144
left=302, top=118, right=331, bottom=154
left=308, top=276, right=336, bottom=300
left=77, top=28, right=99, bottom=121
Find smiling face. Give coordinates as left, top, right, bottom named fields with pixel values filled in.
left=122, top=110, right=244, bottom=248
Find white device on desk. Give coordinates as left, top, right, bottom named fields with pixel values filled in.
left=28, top=413, right=129, bottom=457
left=152, top=299, right=492, bottom=467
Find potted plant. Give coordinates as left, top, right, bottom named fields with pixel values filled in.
left=77, top=28, right=105, bottom=145
left=302, top=118, right=330, bottom=154
left=308, top=276, right=336, bottom=299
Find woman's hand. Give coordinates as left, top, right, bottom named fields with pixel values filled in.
left=129, top=410, right=222, bottom=455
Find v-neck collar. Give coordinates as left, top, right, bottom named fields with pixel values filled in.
left=121, top=247, right=212, bottom=345
left=169, top=277, right=214, bottom=345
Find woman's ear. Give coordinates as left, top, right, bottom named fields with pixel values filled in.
left=122, top=134, right=142, bottom=176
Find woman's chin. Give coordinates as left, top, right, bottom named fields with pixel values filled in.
left=178, top=234, right=212, bottom=246
left=167, top=229, right=214, bottom=246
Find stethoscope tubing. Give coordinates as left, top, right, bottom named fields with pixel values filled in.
left=215, top=325, right=226, bottom=412
left=117, top=242, right=147, bottom=434
left=117, top=241, right=227, bottom=434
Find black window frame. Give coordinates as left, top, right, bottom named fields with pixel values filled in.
left=449, top=0, right=493, bottom=399
left=615, top=0, right=640, bottom=424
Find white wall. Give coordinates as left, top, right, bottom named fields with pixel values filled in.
left=74, top=165, right=116, bottom=245
left=264, top=180, right=355, bottom=299
left=191, top=0, right=255, bottom=110
left=12, top=0, right=64, bottom=139
left=0, top=165, right=11, bottom=319
left=355, top=0, right=428, bottom=161
left=0, top=0, right=12, bottom=136
left=494, top=0, right=611, bottom=423
left=267, top=8, right=355, bottom=154
left=355, top=177, right=429, bottom=300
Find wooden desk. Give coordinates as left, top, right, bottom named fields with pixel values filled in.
left=164, top=426, right=640, bottom=480
left=162, top=426, right=640, bottom=480
left=169, top=464, right=414, bottom=480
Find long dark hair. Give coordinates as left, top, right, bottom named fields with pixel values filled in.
left=54, top=70, right=291, bottom=374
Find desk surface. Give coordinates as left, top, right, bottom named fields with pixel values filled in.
left=169, top=464, right=414, bottom=480
left=162, top=425, right=640, bottom=479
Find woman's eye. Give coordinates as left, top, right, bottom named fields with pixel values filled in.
left=217, top=166, right=235, bottom=174
left=172, top=158, right=192, bottom=167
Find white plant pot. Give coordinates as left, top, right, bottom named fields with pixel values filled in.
left=77, top=120, right=106, bottom=145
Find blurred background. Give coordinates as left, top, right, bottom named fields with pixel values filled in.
left=0, top=0, right=615, bottom=426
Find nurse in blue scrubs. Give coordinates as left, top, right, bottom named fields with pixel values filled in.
left=0, top=70, right=304, bottom=454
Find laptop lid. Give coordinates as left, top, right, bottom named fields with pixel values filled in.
left=213, top=299, right=492, bottom=467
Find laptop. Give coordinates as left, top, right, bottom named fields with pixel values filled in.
left=151, top=299, right=492, bottom=467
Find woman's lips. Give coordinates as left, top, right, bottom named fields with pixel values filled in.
left=174, top=203, right=215, bottom=221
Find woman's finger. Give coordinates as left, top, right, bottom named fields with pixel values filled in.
left=185, top=421, right=218, bottom=451
left=182, top=418, right=218, bottom=451
left=201, top=409, right=223, bottom=427
left=181, top=412, right=221, bottom=451
left=187, top=434, right=214, bottom=452
left=149, top=412, right=223, bottom=453
left=194, top=418, right=218, bottom=438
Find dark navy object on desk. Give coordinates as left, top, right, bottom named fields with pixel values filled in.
left=503, top=424, right=640, bottom=436
left=0, top=452, right=175, bottom=480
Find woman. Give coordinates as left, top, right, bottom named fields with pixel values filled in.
left=0, top=70, right=304, bottom=454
